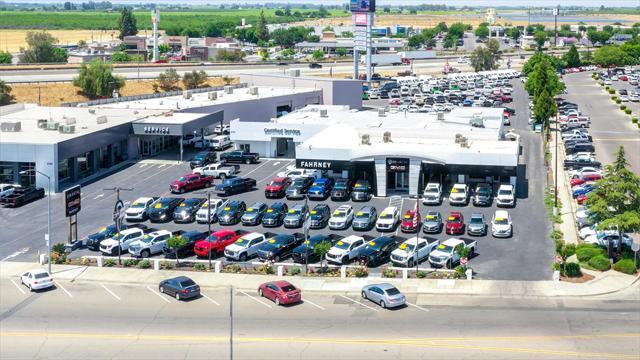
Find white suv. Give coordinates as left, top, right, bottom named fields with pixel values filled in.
left=496, top=184, right=515, bottom=207
left=195, top=198, right=228, bottom=224
left=422, top=183, right=442, bottom=205
left=128, top=230, right=172, bottom=258
left=491, top=210, right=513, bottom=238
left=224, top=232, right=266, bottom=262
left=448, top=183, right=469, bottom=205
left=325, top=235, right=366, bottom=265
left=100, top=228, right=145, bottom=255
left=329, top=205, right=354, bottom=230
left=125, top=197, right=157, bottom=221
left=375, top=207, right=399, bottom=232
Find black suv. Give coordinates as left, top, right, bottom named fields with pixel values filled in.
left=262, top=202, right=288, bottom=227
left=357, top=235, right=400, bottom=267
left=331, top=178, right=353, bottom=201
left=190, top=151, right=217, bottom=169
left=292, top=234, right=341, bottom=264
left=286, top=177, right=314, bottom=200
left=148, top=198, right=185, bottom=222
left=351, top=180, right=373, bottom=201
left=309, top=204, right=331, bottom=229
left=173, top=198, right=206, bottom=223
left=162, top=230, right=208, bottom=259
left=256, top=233, right=304, bottom=262
left=218, top=200, right=247, bottom=225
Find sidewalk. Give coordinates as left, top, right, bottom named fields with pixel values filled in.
left=2, top=261, right=637, bottom=299
left=549, top=130, right=580, bottom=244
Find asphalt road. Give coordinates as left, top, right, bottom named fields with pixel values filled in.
left=562, top=72, right=640, bottom=174
left=0, top=278, right=638, bottom=359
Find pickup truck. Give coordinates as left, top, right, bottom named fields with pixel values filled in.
left=496, top=184, right=516, bottom=207
left=194, top=229, right=249, bottom=258
left=0, top=184, right=18, bottom=198
left=325, top=235, right=372, bottom=265
left=264, top=177, right=291, bottom=198
left=256, top=233, right=305, bottom=262
left=99, top=227, right=149, bottom=255
left=0, top=186, right=45, bottom=207
left=428, top=238, right=477, bottom=269
left=224, top=232, right=276, bottom=261
left=192, top=163, right=239, bottom=180
left=84, top=224, right=148, bottom=251
left=216, top=177, right=256, bottom=196
left=125, top=197, right=158, bottom=221
left=560, top=116, right=590, bottom=129
left=170, top=174, right=214, bottom=194
left=163, top=230, right=208, bottom=259
left=195, top=198, right=228, bottom=224
left=564, top=157, right=601, bottom=170
left=390, top=236, right=440, bottom=267
left=220, top=150, right=259, bottom=164
left=422, top=183, right=442, bottom=205
left=128, top=230, right=179, bottom=258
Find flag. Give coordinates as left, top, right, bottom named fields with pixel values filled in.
left=412, top=198, right=419, bottom=229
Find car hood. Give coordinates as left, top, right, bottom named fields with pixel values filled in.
left=468, top=222, right=484, bottom=229
left=174, top=206, right=196, bottom=214
left=263, top=212, right=281, bottom=220
left=100, top=239, right=119, bottom=247
left=308, top=186, right=326, bottom=192
left=265, top=185, right=284, bottom=191
left=330, top=216, right=347, bottom=223
left=377, top=218, right=395, bottom=224
left=148, top=207, right=168, bottom=214
left=353, top=217, right=372, bottom=224
left=429, top=249, right=450, bottom=258
left=493, top=223, right=511, bottom=231
left=391, top=249, right=411, bottom=258
left=87, top=233, right=107, bottom=242
left=359, top=247, right=379, bottom=257
left=225, top=244, right=245, bottom=252
left=328, top=247, right=348, bottom=256
left=284, top=214, right=301, bottom=221
left=423, top=220, right=440, bottom=227
left=257, top=243, right=280, bottom=252
left=171, top=180, right=186, bottom=187
left=219, top=211, right=237, bottom=218
left=446, top=222, right=463, bottom=228
left=126, top=208, right=144, bottom=214
left=242, top=213, right=260, bottom=219
left=128, top=240, right=146, bottom=248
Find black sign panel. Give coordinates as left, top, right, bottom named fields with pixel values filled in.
left=295, top=159, right=353, bottom=171
left=386, top=158, right=409, bottom=173
left=350, top=0, right=375, bottom=12
left=64, top=185, right=82, bottom=217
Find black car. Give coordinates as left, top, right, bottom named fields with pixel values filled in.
left=172, top=198, right=206, bottom=223
left=158, top=276, right=200, bottom=301
left=331, top=179, right=353, bottom=201
left=256, top=233, right=304, bottom=262
left=309, top=62, right=322, bottom=69
left=564, top=157, right=601, bottom=170
left=0, top=186, right=45, bottom=207
left=309, top=204, right=331, bottom=229
left=147, top=197, right=185, bottom=223
left=503, top=107, right=516, bottom=116
left=292, top=234, right=341, bottom=264
left=286, top=176, right=314, bottom=200
left=218, top=200, right=246, bottom=225
left=162, top=230, right=208, bottom=259
left=351, top=180, right=373, bottom=201
left=241, top=202, right=268, bottom=226
left=473, top=183, right=493, bottom=207
left=216, top=177, right=257, bottom=196
left=565, top=143, right=595, bottom=154
left=357, top=236, right=402, bottom=267
left=262, top=202, right=288, bottom=227
left=352, top=206, right=377, bottom=231
left=190, top=151, right=217, bottom=170
left=84, top=224, right=147, bottom=251
left=619, top=89, right=628, bottom=96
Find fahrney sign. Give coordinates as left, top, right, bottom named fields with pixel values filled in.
left=296, top=159, right=354, bottom=171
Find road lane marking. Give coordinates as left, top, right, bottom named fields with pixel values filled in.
left=406, top=302, right=429, bottom=312
left=139, top=164, right=148, bottom=168
left=257, top=161, right=294, bottom=184
left=54, top=281, right=72, bottom=297
left=100, top=284, right=121, bottom=301
left=273, top=161, right=280, bottom=166
left=158, top=164, right=166, bottom=168
left=93, top=194, right=104, bottom=200
left=1, top=248, right=29, bottom=262
left=302, top=297, right=325, bottom=310
left=201, top=293, right=220, bottom=306
left=10, top=279, right=26, bottom=295
left=240, top=160, right=273, bottom=177
left=339, top=295, right=379, bottom=312
left=147, top=286, right=171, bottom=303
left=239, top=290, right=272, bottom=308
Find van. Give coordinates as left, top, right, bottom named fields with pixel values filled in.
left=210, top=135, right=231, bottom=150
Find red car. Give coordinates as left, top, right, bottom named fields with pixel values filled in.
left=400, top=209, right=420, bottom=233
left=389, top=99, right=401, bottom=106
left=194, top=229, right=248, bottom=257
left=577, top=194, right=590, bottom=205
left=258, top=280, right=301, bottom=306
left=445, top=212, right=465, bottom=235
left=570, top=174, right=601, bottom=187
left=264, top=177, right=291, bottom=198
left=170, top=173, right=214, bottom=194
left=499, top=95, right=513, bottom=103
left=620, top=75, right=628, bottom=81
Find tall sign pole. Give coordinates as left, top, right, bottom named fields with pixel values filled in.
left=351, top=1, right=375, bottom=84
left=151, top=9, right=160, bottom=63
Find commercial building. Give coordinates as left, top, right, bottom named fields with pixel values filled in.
left=230, top=105, right=519, bottom=196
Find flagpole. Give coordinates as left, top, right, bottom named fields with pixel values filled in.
left=415, top=198, right=419, bottom=275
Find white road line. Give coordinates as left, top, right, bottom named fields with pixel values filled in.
left=339, top=295, right=379, bottom=312
left=241, top=160, right=273, bottom=177
left=147, top=286, right=171, bottom=303
left=302, top=297, right=325, bottom=310
left=273, top=161, right=281, bottom=166
left=201, top=293, right=220, bottom=306
left=139, top=164, right=148, bottom=168
left=406, top=302, right=430, bottom=312
left=239, top=290, right=272, bottom=308
left=257, top=161, right=293, bottom=184
left=1, top=247, right=29, bottom=262
left=395, top=197, right=405, bottom=235
left=93, top=194, right=104, bottom=200
left=157, top=164, right=166, bottom=168
left=10, top=279, right=26, bottom=295
left=54, top=281, right=73, bottom=298
left=101, top=284, right=121, bottom=301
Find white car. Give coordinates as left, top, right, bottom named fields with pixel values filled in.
left=496, top=184, right=516, bottom=208
left=99, top=227, right=146, bottom=255
left=491, top=210, right=513, bottom=238
left=128, top=230, right=172, bottom=258
left=422, top=182, right=442, bottom=205
left=603, top=79, right=612, bottom=85
left=276, top=166, right=322, bottom=180
left=223, top=232, right=267, bottom=262
left=630, top=94, right=640, bottom=102
left=329, top=205, right=354, bottom=230
left=390, top=237, right=439, bottom=267
left=325, top=235, right=366, bottom=264
left=376, top=206, right=399, bottom=231
left=195, top=198, right=228, bottom=224
left=569, top=167, right=603, bottom=179
left=584, top=233, right=633, bottom=248
left=619, top=95, right=629, bottom=102
left=448, top=183, right=469, bottom=205
left=611, top=75, right=619, bottom=81
left=20, top=269, right=54, bottom=291
left=125, top=197, right=158, bottom=221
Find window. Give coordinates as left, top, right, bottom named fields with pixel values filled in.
left=18, top=163, right=35, bottom=186
left=77, top=152, right=91, bottom=179
left=58, top=159, right=70, bottom=182
left=0, top=162, right=14, bottom=183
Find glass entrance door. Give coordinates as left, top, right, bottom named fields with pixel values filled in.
left=141, top=139, right=150, bottom=156
left=395, top=172, right=409, bottom=191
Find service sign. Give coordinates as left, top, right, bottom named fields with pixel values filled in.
left=386, top=158, right=409, bottom=173
left=350, top=0, right=375, bottom=12
left=64, top=185, right=82, bottom=217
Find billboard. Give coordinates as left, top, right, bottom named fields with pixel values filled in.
left=350, top=0, right=375, bottom=13
left=64, top=185, right=81, bottom=217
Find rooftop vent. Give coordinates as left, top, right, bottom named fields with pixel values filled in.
left=319, top=109, right=328, bottom=117
left=37, top=119, right=48, bottom=129
left=224, top=86, right=234, bottom=94
left=383, top=131, right=391, bottom=143
left=378, top=108, right=386, bottom=117
left=208, top=91, right=218, bottom=100
left=96, top=115, right=107, bottom=124
left=183, top=90, right=192, bottom=99
left=45, top=122, right=60, bottom=131
left=437, top=112, right=445, bottom=121
left=63, top=116, right=76, bottom=125
left=361, top=134, right=371, bottom=145
left=0, top=121, right=21, bottom=132
left=249, top=86, right=259, bottom=96
left=58, top=124, right=75, bottom=134
left=88, top=109, right=96, bottom=114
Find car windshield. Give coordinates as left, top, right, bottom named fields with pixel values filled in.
left=334, top=182, right=348, bottom=189
left=425, top=187, right=438, bottom=193
left=355, top=211, right=371, bottom=219
left=269, top=181, right=284, bottom=187
left=182, top=199, right=200, bottom=206
left=498, top=189, right=511, bottom=196
left=379, top=212, right=394, bottom=219
left=448, top=216, right=461, bottom=223
left=246, top=206, right=261, bottom=214
left=130, top=201, right=146, bottom=208
left=194, top=155, right=205, bottom=161
left=178, top=177, right=187, bottom=182
left=292, top=179, right=305, bottom=187
left=494, top=217, right=509, bottom=225
left=470, top=217, right=484, bottom=224
left=154, top=202, right=169, bottom=209
left=222, top=179, right=234, bottom=186
left=436, top=244, right=454, bottom=252
left=266, top=237, right=288, bottom=246
left=333, top=211, right=347, bottom=218
left=398, top=243, right=415, bottom=252
left=97, top=226, right=114, bottom=235
left=288, top=208, right=302, bottom=216
left=365, top=240, right=384, bottom=251
left=180, top=279, right=196, bottom=287
left=385, top=287, right=400, bottom=296
left=34, top=272, right=49, bottom=279
left=334, top=240, right=351, bottom=250
left=281, top=284, right=297, bottom=292
left=477, top=187, right=491, bottom=195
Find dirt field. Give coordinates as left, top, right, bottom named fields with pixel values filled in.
left=9, top=76, right=237, bottom=106
left=0, top=29, right=120, bottom=53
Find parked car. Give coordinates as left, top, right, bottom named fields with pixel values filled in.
left=148, top=197, right=184, bottom=222
left=351, top=180, right=373, bottom=201
left=445, top=212, right=465, bottom=235
left=84, top=224, right=146, bottom=251
left=376, top=206, right=399, bottom=232
left=572, top=183, right=597, bottom=198
left=308, top=203, right=331, bottom=229
left=195, top=198, right=228, bottom=224
left=330, top=178, right=353, bottom=201
left=125, top=197, right=158, bottom=221
left=216, top=177, right=256, bottom=196
left=292, top=234, right=341, bottom=264
left=194, top=229, right=249, bottom=258
left=473, top=183, right=493, bottom=207
left=325, top=235, right=368, bottom=265
left=328, top=205, right=355, bottom=230
left=357, top=236, right=401, bottom=267
left=0, top=183, right=18, bottom=198
left=564, top=157, right=601, bottom=170
left=584, top=232, right=634, bottom=248
left=352, top=206, right=378, bottom=231
left=264, top=177, right=291, bottom=198
left=256, top=233, right=304, bottom=262
left=428, top=238, right=477, bottom=269
left=422, top=183, right=442, bottom=205
left=422, top=211, right=443, bottom=234
left=361, top=283, right=406, bottom=309
left=189, top=151, right=217, bottom=169
left=224, top=232, right=272, bottom=261
left=390, top=236, right=440, bottom=267
left=170, top=173, right=214, bottom=194
left=20, top=269, right=54, bottom=291
left=286, top=176, right=314, bottom=199
left=99, top=227, right=146, bottom=255
left=284, top=203, right=309, bottom=228
left=491, top=210, right=513, bottom=238
left=449, top=183, right=469, bottom=205
left=241, top=202, right=268, bottom=226
left=163, top=230, right=207, bottom=259
left=496, top=184, right=516, bottom=207
left=220, top=150, right=259, bottom=164
left=262, top=202, right=288, bottom=227
left=400, top=209, right=421, bottom=233
left=173, top=198, right=206, bottom=223
left=218, top=200, right=247, bottom=225
left=192, top=163, right=239, bottom=180
left=467, top=213, right=487, bottom=236
left=307, top=178, right=335, bottom=200
left=0, top=186, right=44, bottom=207
left=159, top=276, right=200, bottom=301
left=128, top=229, right=175, bottom=258
left=258, top=280, right=302, bottom=306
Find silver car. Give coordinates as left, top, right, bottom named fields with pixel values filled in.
left=361, top=283, right=406, bottom=309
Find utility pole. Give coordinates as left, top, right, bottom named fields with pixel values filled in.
left=303, top=195, right=309, bottom=275
left=553, top=5, right=560, bottom=48
left=104, top=187, right=133, bottom=265
left=195, top=189, right=216, bottom=269
left=230, top=285, right=234, bottom=360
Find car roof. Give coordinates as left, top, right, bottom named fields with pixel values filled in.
left=376, top=283, right=398, bottom=291
left=30, top=269, right=49, bottom=275
left=134, top=197, right=155, bottom=202
left=494, top=210, right=509, bottom=218
left=270, top=280, right=294, bottom=288
left=228, top=200, right=244, bottom=206
left=182, top=198, right=203, bottom=204
left=313, top=203, right=329, bottom=210
left=273, top=177, right=288, bottom=182
left=341, top=235, right=364, bottom=243
left=270, top=202, right=286, bottom=209
left=470, top=213, right=484, bottom=218
left=381, top=206, right=397, bottom=212
left=171, top=276, right=193, bottom=282
left=249, top=202, right=266, bottom=207
left=359, top=206, right=375, bottom=212
left=449, top=212, right=462, bottom=216
left=336, top=205, right=352, bottom=211
left=498, top=184, right=513, bottom=189
left=242, top=232, right=264, bottom=240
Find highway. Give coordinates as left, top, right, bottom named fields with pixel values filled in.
left=0, top=278, right=638, bottom=359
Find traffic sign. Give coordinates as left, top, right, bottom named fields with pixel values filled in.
left=461, top=257, right=468, bottom=266
left=113, top=200, right=125, bottom=223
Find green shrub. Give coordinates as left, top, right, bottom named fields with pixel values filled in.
left=454, top=265, right=466, bottom=278
left=289, top=267, right=301, bottom=276
left=632, top=117, right=638, bottom=124
left=625, top=109, right=632, bottom=115
left=350, top=266, right=368, bottom=278
left=576, top=247, right=606, bottom=262
left=382, top=268, right=397, bottom=278
left=551, top=230, right=564, bottom=241
left=193, top=263, right=206, bottom=271
left=123, top=259, right=138, bottom=267
left=52, top=243, right=66, bottom=254
left=616, top=99, right=622, bottom=104
left=620, top=105, right=626, bottom=110
left=605, top=86, right=610, bottom=90
left=565, top=262, right=582, bottom=277
left=138, top=259, right=151, bottom=269
left=104, top=259, right=116, bottom=267
left=224, top=264, right=242, bottom=273
left=608, top=89, right=616, bottom=94
left=588, top=255, right=611, bottom=271
left=610, top=95, right=617, bottom=100
left=613, top=259, right=637, bottom=274
left=416, top=270, right=428, bottom=278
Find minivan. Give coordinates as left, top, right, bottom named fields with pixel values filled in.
left=210, top=135, right=231, bottom=151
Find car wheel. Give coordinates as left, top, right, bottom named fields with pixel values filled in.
left=446, top=260, right=452, bottom=269
left=380, top=300, right=386, bottom=309
left=361, top=291, right=367, bottom=300
left=245, top=159, right=251, bottom=165
left=220, top=174, right=226, bottom=181
left=180, top=188, right=185, bottom=194
left=408, top=259, right=414, bottom=268
left=239, top=253, right=247, bottom=262
left=205, top=182, right=211, bottom=188
left=159, top=286, right=165, bottom=293
left=275, top=297, right=281, bottom=306
left=175, top=292, right=180, bottom=300
left=141, top=250, right=150, bottom=258
left=258, top=288, right=263, bottom=297
left=274, top=255, right=280, bottom=263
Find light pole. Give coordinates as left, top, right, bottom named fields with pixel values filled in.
left=196, top=189, right=216, bottom=269
left=104, top=187, right=133, bottom=265
left=20, top=169, right=51, bottom=274
left=303, top=194, right=310, bottom=275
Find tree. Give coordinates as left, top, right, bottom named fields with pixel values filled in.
left=523, top=51, right=565, bottom=74
left=0, top=51, right=12, bottom=64
left=72, top=59, right=125, bottom=99
left=19, top=31, right=67, bottom=63
left=587, top=30, right=612, bottom=46
left=525, top=56, right=565, bottom=97
left=0, top=80, right=14, bottom=106
left=157, top=68, right=180, bottom=91
left=447, top=22, right=467, bottom=39
left=117, top=7, right=137, bottom=40
left=313, top=240, right=332, bottom=271
left=255, top=10, right=269, bottom=42
left=532, top=86, right=557, bottom=132
left=470, top=47, right=492, bottom=72
left=110, top=51, right=131, bottom=62
left=77, top=40, right=87, bottom=48
left=274, top=9, right=284, bottom=16
left=594, top=45, right=633, bottom=67
left=534, top=31, right=548, bottom=50
left=182, top=70, right=207, bottom=89
left=505, top=27, right=521, bottom=42
left=222, top=76, right=234, bottom=85
left=158, top=43, right=171, bottom=55
left=383, top=6, right=391, bottom=13
left=435, top=22, right=448, bottom=33
left=408, top=34, right=424, bottom=48
left=620, top=42, right=640, bottom=62
left=216, top=49, right=245, bottom=62
left=335, top=47, right=346, bottom=57
left=204, top=23, right=224, bottom=37
left=312, top=49, right=324, bottom=61
left=563, top=44, right=581, bottom=68
left=167, top=235, right=188, bottom=265
left=341, top=31, right=353, bottom=38
left=475, top=25, right=490, bottom=39
left=443, top=36, right=456, bottom=49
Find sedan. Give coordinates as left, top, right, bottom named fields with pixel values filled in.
left=158, top=276, right=200, bottom=300
left=361, top=283, right=406, bottom=309
left=258, top=280, right=301, bottom=306
left=422, top=211, right=443, bottom=234
left=21, top=269, right=54, bottom=291
left=467, top=213, right=487, bottom=236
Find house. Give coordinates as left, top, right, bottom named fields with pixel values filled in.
left=123, top=36, right=148, bottom=60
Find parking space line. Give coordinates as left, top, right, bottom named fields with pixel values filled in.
left=10, top=279, right=26, bottom=295
left=257, top=161, right=293, bottom=184
left=273, top=161, right=280, bottom=166
left=238, top=290, right=272, bottom=308
left=406, top=302, right=429, bottom=312
left=241, top=160, right=274, bottom=177
left=302, top=297, right=325, bottom=310
left=100, top=284, right=121, bottom=301
left=146, top=286, right=171, bottom=303
left=54, top=281, right=73, bottom=298
left=339, top=295, right=379, bottom=312
left=201, top=293, right=220, bottom=306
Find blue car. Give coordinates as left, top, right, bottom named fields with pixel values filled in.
left=307, top=178, right=335, bottom=200
left=572, top=184, right=596, bottom=198
left=462, top=99, right=474, bottom=107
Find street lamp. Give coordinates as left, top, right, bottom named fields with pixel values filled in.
left=20, top=169, right=51, bottom=274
